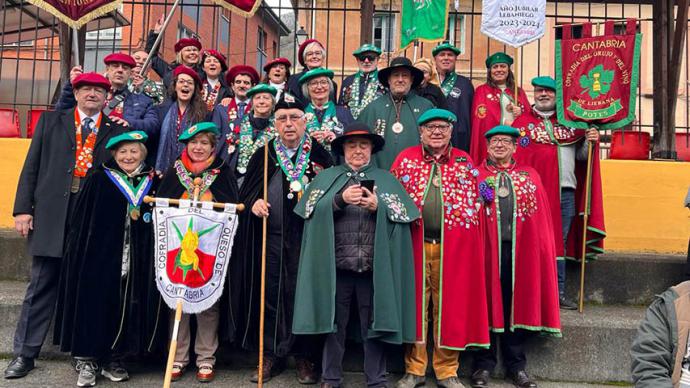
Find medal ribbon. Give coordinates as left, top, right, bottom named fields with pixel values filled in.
left=274, top=136, right=312, bottom=188
left=74, top=110, right=102, bottom=178
left=348, top=70, right=381, bottom=118
left=174, top=160, right=219, bottom=198
left=237, top=115, right=275, bottom=173
left=104, top=168, right=153, bottom=216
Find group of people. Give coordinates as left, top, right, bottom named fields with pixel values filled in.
left=5, top=26, right=605, bottom=388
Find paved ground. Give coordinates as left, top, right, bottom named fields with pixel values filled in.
left=0, top=359, right=630, bottom=388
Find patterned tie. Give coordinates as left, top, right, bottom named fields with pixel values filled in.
left=82, top=117, right=94, bottom=138
left=238, top=102, right=246, bottom=120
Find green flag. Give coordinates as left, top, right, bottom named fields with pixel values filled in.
left=400, top=0, right=449, bottom=49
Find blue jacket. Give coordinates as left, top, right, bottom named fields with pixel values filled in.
left=56, top=82, right=160, bottom=135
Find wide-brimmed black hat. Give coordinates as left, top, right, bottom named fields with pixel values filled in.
left=378, top=56, right=424, bottom=88
left=331, top=122, right=385, bottom=156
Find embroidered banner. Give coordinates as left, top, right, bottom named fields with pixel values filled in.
left=399, top=0, right=449, bottom=49
left=480, top=0, right=546, bottom=47
left=153, top=200, right=240, bottom=314
left=555, top=20, right=642, bottom=129
left=25, top=0, right=122, bottom=28
left=211, top=0, right=262, bottom=17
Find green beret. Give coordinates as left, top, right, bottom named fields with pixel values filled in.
left=485, top=125, right=520, bottom=139
left=106, top=130, right=148, bottom=150
left=353, top=44, right=382, bottom=56
left=178, top=122, right=220, bottom=142
left=485, top=52, right=514, bottom=68
left=432, top=42, right=461, bottom=57
left=298, top=67, right=334, bottom=86
left=531, top=76, right=556, bottom=91
left=247, top=84, right=278, bottom=99
left=417, top=108, right=457, bottom=126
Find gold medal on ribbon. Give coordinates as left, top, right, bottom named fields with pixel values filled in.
left=130, top=207, right=140, bottom=220
left=290, top=180, right=303, bottom=193
left=497, top=186, right=510, bottom=198
left=391, top=122, right=404, bottom=134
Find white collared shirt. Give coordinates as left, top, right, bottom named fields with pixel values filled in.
left=76, top=108, right=102, bottom=128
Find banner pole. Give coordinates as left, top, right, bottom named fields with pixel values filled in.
left=163, top=299, right=183, bottom=388
left=72, top=27, right=80, bottom=68
left=413, top=40, right=419, bottom=62
left=140, top=0, right=182, bottom=76
left=578, top=138, right=594, bottom=313
left=514, top=47, right=519, bottom=107
left=257, top=138, right=270, bottom=387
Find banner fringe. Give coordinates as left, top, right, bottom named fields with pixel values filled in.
left=25, top=0, right=123, bottom=29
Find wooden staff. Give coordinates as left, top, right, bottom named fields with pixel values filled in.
left=257, top=137, right=270, bottom=387
left=143, top=196, right=245, bottom=212
left=514, top=49, right=519, bottom=106
left=578, top=138, right=595, bottom=313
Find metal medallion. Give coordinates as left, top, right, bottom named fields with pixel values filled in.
left=497, top=186, right=510, bottom=198
left=301, top=175, right=310, bottom=185
left=290, top=180, right=303, bottom=193
left=287, top=192, right=294, bottom=200
left=432, top=175, right=442, bottom=187
left=391, top=122, right=404, bottom=134
left=237, top=166, right=247, bottom=175
left=130, top=207, right=140, bottom=220
left=228, top=145, right=236, bottom=154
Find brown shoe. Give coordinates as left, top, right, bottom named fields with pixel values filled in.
left=197, top=364, right=215, bottom=383
left=295, top=358, right=318, bottom=384
left=250, top=357, right=277, bottom=383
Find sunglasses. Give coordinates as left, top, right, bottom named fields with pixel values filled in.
left=357, top=54, right=378, bottom=63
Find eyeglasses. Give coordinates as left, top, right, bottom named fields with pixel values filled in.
left=176, top=79, right=195, bottom=86
left=308, top=79, right=330, bottom=88
left=488, top=138, right=516, bottom=146
left=422, top=124, right=452, bottom=134
left=275, top=113, right=305, bottom=123
left=357, top=54, right=378, bottom=62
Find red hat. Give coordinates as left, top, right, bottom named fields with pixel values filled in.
left=72, top=72, right=111, bottom=91
left=225, top=65, right=260, bottom=85
left=201, top=49, right=228, bottom=72
left=263, top=57, right=292, bottom=72
left=297, top=39, right=324, bottom=67
left=103, top=52, right=136, bottom=68
left=173, top=65, right=203, bottom=88
left=174, top=37, right=202, bottom=53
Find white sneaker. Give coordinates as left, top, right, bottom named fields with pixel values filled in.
left=75, top=360, right=98, bottom=387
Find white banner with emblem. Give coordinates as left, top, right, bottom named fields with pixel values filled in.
left=153, top=199, right=240, bottom=314
left=480, top=0, right=546, bottom=47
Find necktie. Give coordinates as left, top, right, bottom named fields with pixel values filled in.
left=238, top=102, right=246, bottom=120
left=82, top=117, right=93, bottom=138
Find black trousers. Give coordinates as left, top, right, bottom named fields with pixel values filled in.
left=13, top=256, right=61, bottom=358
left=322, top=270, right=386, bottom=388
left=473, top=242, right=529, bottom=374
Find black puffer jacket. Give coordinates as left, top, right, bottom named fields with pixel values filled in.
left=333, top=179, right=377, bottom=272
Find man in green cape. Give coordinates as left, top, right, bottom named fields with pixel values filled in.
left=293, top=122, right=420, bottom=388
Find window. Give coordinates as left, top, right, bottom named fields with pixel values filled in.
left=257, top=26, right=267, bottom=70
left=373, top=13, right=395, bottom=52
left=85, top=28, right=122, bottom=41
left=178, top=24, right=197, bottom=40
left=555, top=24, right=583, bottom=40
left=218, top=15, right=229, bottom=47
left=182, top=0, right=200, bottom=22
left=446, top=14, right=465, bottom=54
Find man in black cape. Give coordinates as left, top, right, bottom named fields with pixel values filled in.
left=236, top=93, right=333, bottom=384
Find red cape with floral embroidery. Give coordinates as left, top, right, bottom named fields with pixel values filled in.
left=391, top=145, right=489, bottom=350
left=470, top=84, right=530, bottom=164
left=477, top=161, right=561, bottom=335
left=512, top=109, right=605, bottom=260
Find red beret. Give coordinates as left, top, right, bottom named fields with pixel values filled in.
left=225, top=65, right=259, bottom=85
left=72, top=72, right=111, bottom=91
left=263, top=57, right=292, bottom=72
left=103, top=53, right=136, bottom=68
left=174, top=37, right=202, bottom=53
left=201, top=49, right=228, bottom=72
left=297, top=39, right=324, bottom=67
left=173, top=65, right=203, bottom=88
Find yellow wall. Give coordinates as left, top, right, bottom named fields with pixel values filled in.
left=0, top=139, right=688, bottom=254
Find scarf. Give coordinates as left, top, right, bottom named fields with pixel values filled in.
left=156, top=102, right=190, bottom=172
left=440, top=71, right=458, bottom=96
left=180, top=148, right=215, bottom=175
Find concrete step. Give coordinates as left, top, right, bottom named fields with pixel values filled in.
left=0, top=280, right=642, bottom=384
left=565, top=253, right=686, bottom=305
left=0, top=230, right=29, bottom=282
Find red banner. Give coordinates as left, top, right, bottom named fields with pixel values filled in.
left=211, top=0, right=262, bottom=17
left=555, top=20, right=641, bottom=129
left=25, top=0, right=122, bottom=28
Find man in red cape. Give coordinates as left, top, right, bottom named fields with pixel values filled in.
left=512, top=76, right=605, bottom=310
left=391, top=109, right=488, bottom=388
left=472, top=125, right=561, bottom=388
left=469, top=52, right=531, bottom=164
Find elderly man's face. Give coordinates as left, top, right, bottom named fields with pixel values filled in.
left=388, top=68, right=413, bottom=96
left=420, top=119, right=452, bottom=150
left=75, top=85, right=107, bottom=112
left=533, top=86, right=556, bottom=111
left=274, top=108, right=306, bottom=145
left=307, top=76, right=331, bottom=102
left=233, top=74, right=253, bottom=100
left=487, top=135, right=517, bottom=162
left=434, top=50, right=457, bottom=73
left=106, top=62, right=132, bottom=88
left=357, top=53, right=379, bottom=73
left=343, top=137, right=372, bottom=170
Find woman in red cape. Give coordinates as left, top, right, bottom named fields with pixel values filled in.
left=470, top=52, right=530, bottom=164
